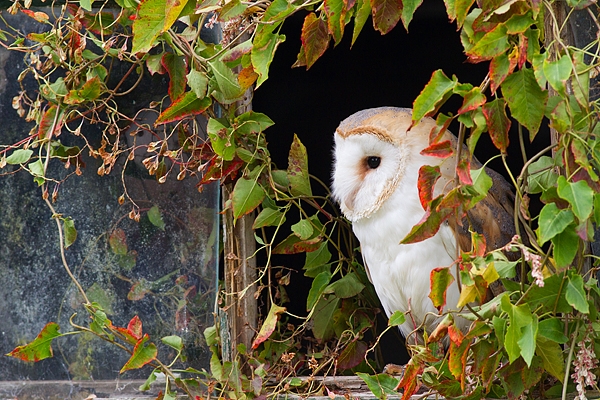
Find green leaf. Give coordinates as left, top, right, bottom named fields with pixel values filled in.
left=466, top=23, right=509, bottom=62
left=219, top=0, right=246, bottom=21
left=287, top=134, right=312, bottom=197
left=522, top=273, right=572, bottom=314
left=162, top=53, right=187, bottom=101
left=5, top=149, right=33, bottom=165
left=131, top=0, right=190, bottom=54
left=161, top=335, right=183, bottom=351
left=505, top=13, right=535, bottom=34
left=7, top=322, right=62, bottom=361
left=537, top=318, right=568, bottom=344
left=412, top=70, right=457, bottom=123
left=324, top=272, right=365, bottom=298
left=208, top=60, right=244, bottom=103
left=565, top=273, right=589, bottom=313
left=556, top=176, right=594, bottom=221
left=304, top=242, right=332, bottom=277
left=120, top=334, right=158, bottom=373
left=324, top=0, right=345, bottom=45
left=356, top=373, right=400, bottom=398
left=146, top=53, right=165, bottom=75
left=307, top=271, right=332, bottom=310
left=207, top=118, right=235, bottom=161
left=231, top=177, right=266, bottom=220
left=155, top=91, right=211, bottom=125
left=537, top=203, right=575, bottom=244
left=352, top=0, right=371, bottom=46
left=139, top=368, right=159, bottom=391
left=502, top=68, right=548, bottom=139
left=371, top=0, right=402, bottom=34
left=517, top=314, right=538, bottom=367
left=147, top=205, right=166, bottom=231
left=535, top=337, right=564, bottom=382
left=501, top=295, right=533, bottom=364
left=252, top=29, right=286, bottom=88
left=388, top=310, right=406, bottom=327
left=401, top=0, right=423, bottom=29
left=63, top=217, right=77, bottom=248
left=543, top=54, right=571, bottom=95
left=186, top=69, right=208, bottom=99
left=312, top=296, right=340, bottom=340
left=109, top=229, right=128, bottom=255
left=429, top=267, right=455, bottom=309
left=253, top=208, right=286, bottom=229
left=551, top=227, right=579, bottom=268
left=291, top=219, right=314, bottom=240
left=527, top=156, right=557, bottom=194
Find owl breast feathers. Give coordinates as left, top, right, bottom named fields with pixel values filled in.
left=331, top=107, right=516, bottom=342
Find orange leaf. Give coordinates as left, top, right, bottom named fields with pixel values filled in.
left=251, top=304, right=286, bottom=349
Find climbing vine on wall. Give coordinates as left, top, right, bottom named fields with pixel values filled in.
left=1, top=0, right=600, bottom=398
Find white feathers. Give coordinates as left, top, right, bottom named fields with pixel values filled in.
left=331, top=107, right=466, bottom=341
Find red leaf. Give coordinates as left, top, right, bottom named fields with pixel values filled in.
left=22, top=9, right=49, bottom=22
left=420, top=140, right=454, bottom=158
left=518, top=33, right=528, bottom=69
left=128, top=280, right=151, bottom=301
left=8, top=322, right=62, bottom=362
left=199, top=157, right=244, bottom=185
left=456, top=155, right=472, bottom=185
left=299, top=13, right=330, bottom=69
left=273, top=234, right=322, bottom=254
left=337, top=340, right=369, bottom=370
left=482, top=98, right=511, bottom=153
left=429, top=114, right=453, bottom=144
left=429, top=267, right=455, bottom=310
left=458, top=88, right=486, bottom=114
left=371, top=0, right=402, bottom=34
left=120, top=334, right=157, bottom=373
left=489, top=53, right=513, bottom=94
left=397, top=358, right=423, bottom=400
left=252, top=304, right=286, bottom=349
left=471, top=231, right=486, bottom=256
left=401, top=197, right=455, bottom=244
left=161, top=53, right=187, bottom=101
left=38, top=106, right=64, bottom=139
left=155, top=91, right=211, bottom=125
left=127, top=315, right=143, bottom=340
left=417, top=165, right=441, bottom=210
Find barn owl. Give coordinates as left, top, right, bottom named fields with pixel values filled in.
left=331, top=107, right=516, bottom=342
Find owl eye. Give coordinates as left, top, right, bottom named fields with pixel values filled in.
left=366, top=156, right=381, bottom=169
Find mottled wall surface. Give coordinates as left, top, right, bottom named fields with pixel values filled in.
left=0, top=12, right=219, bottom=381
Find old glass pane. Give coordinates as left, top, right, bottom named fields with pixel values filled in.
left=0, top=9, right=220, bottom=389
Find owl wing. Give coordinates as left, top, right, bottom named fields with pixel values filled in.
left=443, top=139, right=518, bottom=297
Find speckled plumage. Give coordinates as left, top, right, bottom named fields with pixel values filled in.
left=331, top=107, right=515, bottom=342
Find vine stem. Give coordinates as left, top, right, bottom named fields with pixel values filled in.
left=562, top=319, right=580, bottom=400
left=44, top=197, right=90, bottom=306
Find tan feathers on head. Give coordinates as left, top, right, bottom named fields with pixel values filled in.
left=331, top=106, right=516, bottom=341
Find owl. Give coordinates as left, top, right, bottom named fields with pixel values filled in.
left=331, top=107, right=516, bottom=342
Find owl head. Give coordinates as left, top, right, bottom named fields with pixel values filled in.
left=331, top=107, right=446, bottom=221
